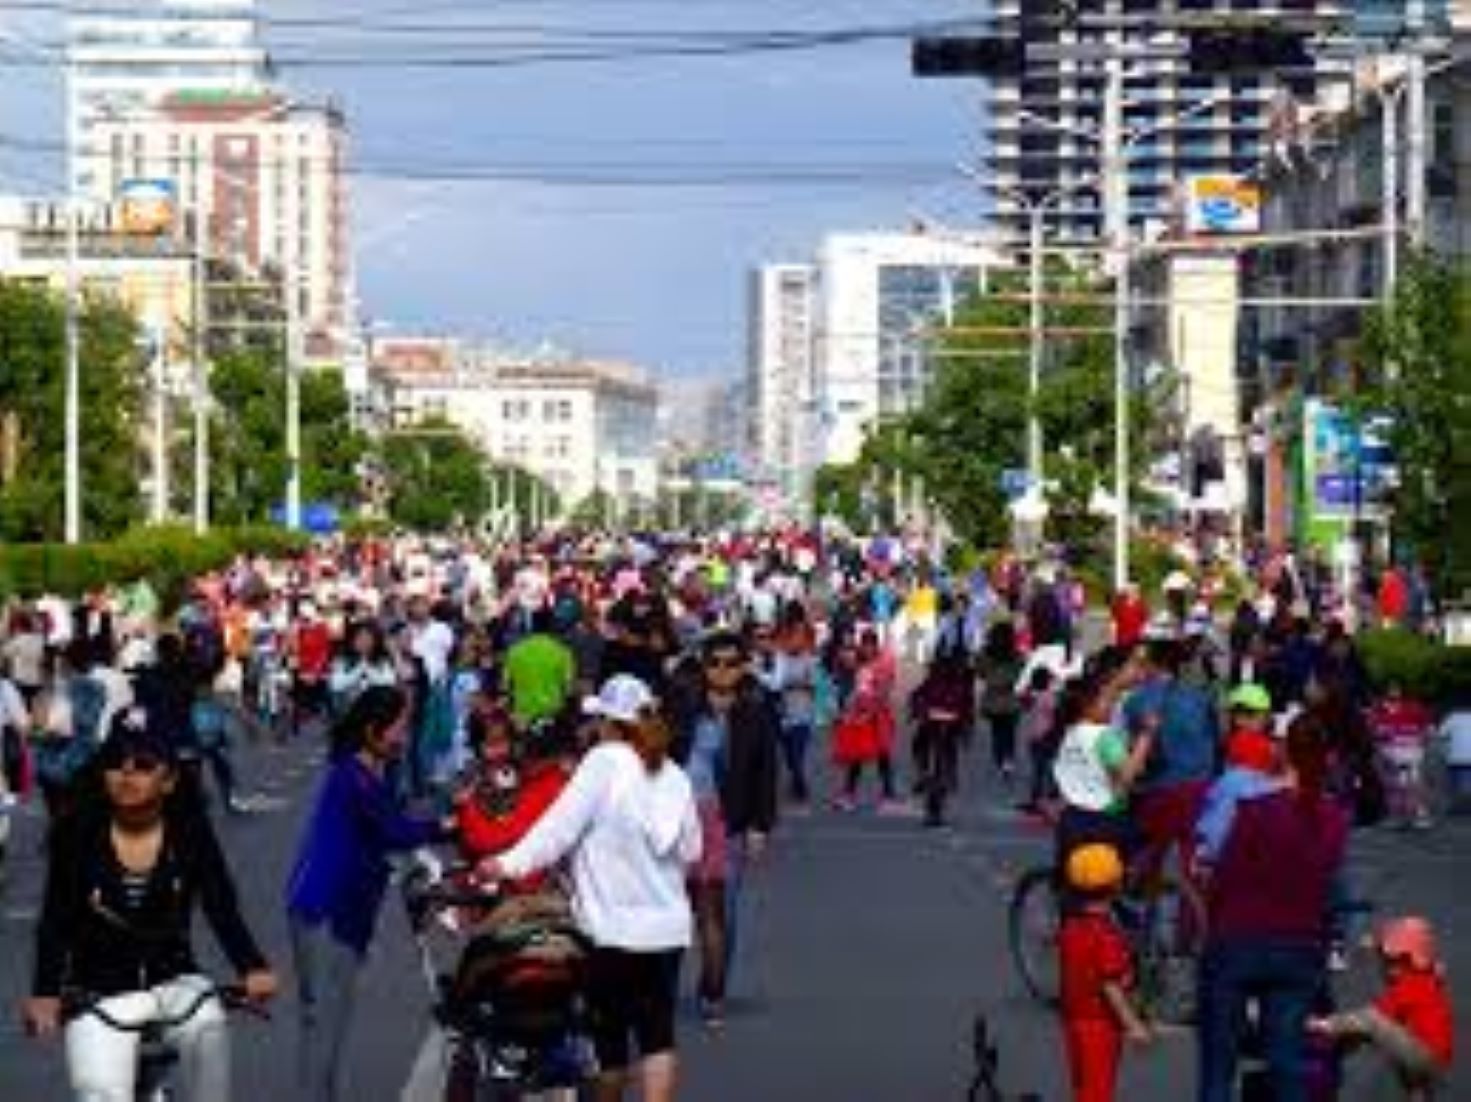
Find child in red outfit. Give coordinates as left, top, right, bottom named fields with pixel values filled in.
left=453, top=705, right=570, bottom=893
left=1310, top=916, right=1455, bottom=1100
left=1057, top=843, right=1152, bottom=1102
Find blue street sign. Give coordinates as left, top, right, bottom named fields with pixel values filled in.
left=1000, top=468, right=1032, bottom=500
left=269, top=502, right=341, bottom=534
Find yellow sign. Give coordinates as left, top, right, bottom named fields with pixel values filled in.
left=1185, top=175, right=1261, bottom=235
left=118, top=179, right=177, bottom=236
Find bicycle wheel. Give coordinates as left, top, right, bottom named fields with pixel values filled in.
left=1132, top=876, right=1207, bottom=1027
left=1008, top=865, right=1061, bottom=1008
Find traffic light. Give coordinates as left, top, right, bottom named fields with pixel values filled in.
left=1187, top=29, right=1312, bottom=74
left=912, top=36, right=1027, bottom=78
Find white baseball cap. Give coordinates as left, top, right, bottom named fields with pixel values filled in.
left=583, top=675, right=656, bottom=724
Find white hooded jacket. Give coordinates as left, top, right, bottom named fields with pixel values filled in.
left=498, top=740, right=702, bottom=951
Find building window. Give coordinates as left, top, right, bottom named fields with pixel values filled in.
left=503, top=399, right=529, bottom=422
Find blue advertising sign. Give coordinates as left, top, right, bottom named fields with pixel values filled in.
left=269, top=502, right=341, bottom=534
left=1303, top=400, right=1395, bottom=520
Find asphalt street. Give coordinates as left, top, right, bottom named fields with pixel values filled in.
left=2, top=727, right=1469, bottom=1102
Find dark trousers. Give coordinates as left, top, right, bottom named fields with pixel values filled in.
left=1197, top=941, right=1325, bottom=1102
left=988, top=712, right=1019, bottom=770
left=778, top=722, right=812, bottom=802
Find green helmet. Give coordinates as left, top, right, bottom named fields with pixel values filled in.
left=1228, top=683, right=1271, bottom=714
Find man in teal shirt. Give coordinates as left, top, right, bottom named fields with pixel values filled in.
left=503, top=610, right=576, bottom=726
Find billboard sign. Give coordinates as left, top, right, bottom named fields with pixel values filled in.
left=1184, top=175, right=1262, bottom=235
left=118, top=179, right=178, bottom=236
left=1303, top=399, right=1395, bottom=521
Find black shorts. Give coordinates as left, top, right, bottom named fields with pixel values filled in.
left=584, top=947, right=682, bottom=1071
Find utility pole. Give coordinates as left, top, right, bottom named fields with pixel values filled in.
left=285, top=266, right=302, bottom=532
left=1027, top=203, right=1046, bottom=490
left=63, top=60, right=82, bottom=545
left=191, top=193, right=209, bottom=534
left=1404, top=0, right=1429, bottom=251
left=150, top=328, right=168, bottom=523
left=1383, top=82, right=1402, bottom=292
left=1105, top=53, right=1131, bottom=591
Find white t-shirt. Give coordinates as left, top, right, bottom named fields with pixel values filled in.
left=1441, top=712, right=1471, bottom=767
left=410, top=619, right=456, bottom=683
left=500, top=741, right=701, bottom=952
left=2, top=632, right=46, bottom=688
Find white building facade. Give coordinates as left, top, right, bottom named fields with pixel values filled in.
left=806, top=231, right=1003, bottom=469
left=379, top=357, right=661, bottom=508
left=747, top=264, right=816, bottom=495
left=69, top=1, right=271, bottom=194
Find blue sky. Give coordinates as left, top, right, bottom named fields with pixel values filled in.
left=0, top=0, right=985, bottom=380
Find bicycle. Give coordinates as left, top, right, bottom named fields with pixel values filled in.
left=60, top=982, right=266, bottom=1102
left=967, top=1014, right=1043, bottom=1102
left=1008, top=862, right=1207, bottom=1027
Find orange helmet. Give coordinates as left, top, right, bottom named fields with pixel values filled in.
left=1066, top=844, right=1124, bottom=894
left=1378, top=917, right=1440, bottom=972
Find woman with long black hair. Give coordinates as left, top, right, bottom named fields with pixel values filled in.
left=285, top=685, right=452, bottom=1102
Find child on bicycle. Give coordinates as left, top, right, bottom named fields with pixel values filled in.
left=1058, top=843, right=1152, bottom=1102
left=1309, top=916, right=1455, bottom=1101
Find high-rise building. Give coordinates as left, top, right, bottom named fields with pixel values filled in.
left=803, top=231, right=1003, bottom=469
left=69, top=0, right=270, bottom=194
left=67, top=3, right=351, bottom=356
left=983, top=2, right=1351, bottom=247
left=89, top=92, right=351, bottom=355
left=748, top=264, right=817, bottom=494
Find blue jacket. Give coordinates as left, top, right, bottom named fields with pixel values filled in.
left=286, top=757, right=443, bottom=954
left=1196, top=769, right=1286, bottom=869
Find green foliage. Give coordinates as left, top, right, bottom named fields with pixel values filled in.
left=380, top=418, right=491, bottom=531
left=0, top=280, right=147, bottom=540
left=1359, top=255, right=1471, bottom=595
left=0, top=524, right=308, bottom=609
left=814, top=268, right=1157, bottom=552
left=1357, top=629, right=1471, bottom=707
left=202, top=350, right=369, bottom=524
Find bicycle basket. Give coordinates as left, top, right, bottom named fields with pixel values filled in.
left=448, top=892, right=587, bottom=1040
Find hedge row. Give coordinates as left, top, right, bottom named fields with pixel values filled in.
left=0, top=524, right=309, bottom=610
left=1357, top=629, right=1471, bottom=708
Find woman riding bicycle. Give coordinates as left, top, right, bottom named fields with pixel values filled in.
left=22, top=706, right=278, bottom=1101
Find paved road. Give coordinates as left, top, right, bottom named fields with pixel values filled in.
left=2, top=730, right=1469, bottom=1102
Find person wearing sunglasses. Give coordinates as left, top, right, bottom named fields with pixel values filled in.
left=667, top=630, right=779, bottom=1027
left=22, top=706, right=278, bottom=1101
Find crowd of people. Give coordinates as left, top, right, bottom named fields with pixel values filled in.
left=0, top=528, right=1461, bottom=1102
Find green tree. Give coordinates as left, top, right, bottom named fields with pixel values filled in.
left=816, top=267, right=1154, bottom=551
left=1360, top=254, right=1471, bottom=593
left=380, top=418, right=490, bottom=531
left=201, top=349, right=367, bottom=524
left=0, top=280, right=145, bottom=540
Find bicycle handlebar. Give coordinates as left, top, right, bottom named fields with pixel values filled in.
left=63, top=984, right=267, bottom=1032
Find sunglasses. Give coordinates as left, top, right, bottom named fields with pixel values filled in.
left=706, top=654, right=744, bottom=671
left=104, top=754, right=167, bottom=774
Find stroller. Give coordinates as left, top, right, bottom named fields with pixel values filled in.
left=403, top=859, right=595, bottom=1101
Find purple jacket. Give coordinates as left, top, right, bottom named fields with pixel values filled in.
left=1207, top=787, right=1348, bottom=948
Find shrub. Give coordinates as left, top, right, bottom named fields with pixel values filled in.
left=1357, top=628, right=1471, bottom=707
left=0, top=525, right=309, bottom=611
